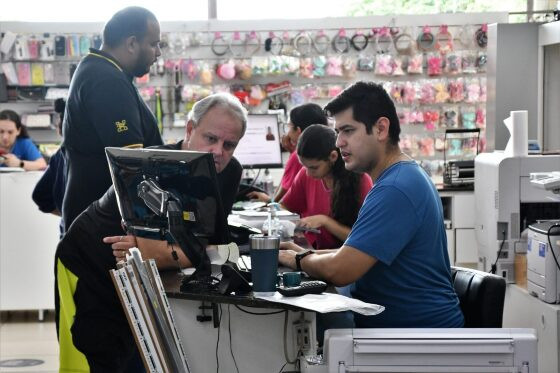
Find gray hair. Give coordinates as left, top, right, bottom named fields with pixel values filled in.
left=187, top=93, right=248, bottom=136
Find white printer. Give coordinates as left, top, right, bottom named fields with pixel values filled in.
left=301, top=328, right=537, bottom=373
left=527, top=221, right=560, bottom=303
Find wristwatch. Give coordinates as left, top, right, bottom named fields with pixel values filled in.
left=295, top=249, right=314, bottom=271
left=19, top=160, right=24, bottom=168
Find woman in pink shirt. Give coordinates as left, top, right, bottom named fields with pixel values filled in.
left=247, top=103, right=328, bottom=202
left=281, top=125, right=373, bottom=249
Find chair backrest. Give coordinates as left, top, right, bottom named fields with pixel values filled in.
left=451, top=266, right=506, bottom=328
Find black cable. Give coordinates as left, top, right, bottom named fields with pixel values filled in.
left=234, top=304, right=285, bottom=316
left=547, top=223, right=560, bottom=272
left=228, top=304, right=240, bottom=373
left=237, top=168, right=262, bottom=196
left=490, top=230, right=507, bottom=274
left=277, top=362, right=288, bottom=373
left=216, top=304, right=222, bottom=373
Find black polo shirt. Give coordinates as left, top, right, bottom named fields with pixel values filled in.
left=55, top=143, right=241, bottom=369
left=62, top=48, right=163, bottom=231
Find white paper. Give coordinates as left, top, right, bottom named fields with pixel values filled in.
left=206, top=243, right=240, bottom=265
left=503, top=110, right=528, bottom=157
left=255, top=292, right=385, bottom=316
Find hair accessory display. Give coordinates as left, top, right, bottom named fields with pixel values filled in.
left=449, top=78, right=465, bottom=103
left=357, top=55, right=375, bottom=71
left=342, top=56, right=357, bottom=79
left=236, top=59, right=252, bottom=80
left=407, top=53, right=423, bottom=74
left=427, top=53, right=442, bottom=76
left=299, top=57, right=314, bottom=78
left=182, top=58, right=199, bottom=81
left=326, top=56, right=343, bottom=76
left=332, top=28, right=350, bottom=53
left=216, top=59, right=236, bottom=80
left=442, top=106, right=459, bottom=128
left=350, top=30, right=369, bottom=51
left=312, top=56, right=327, bottom=77
left=445, top=51, right=462, bottom=74
left=475, top=24, right=488, bottom=48
left=199, top=63, right=213, bottom=84
left=465, top=78, right=480, bottom=103
left=211, top=32, right=229, bottom=56
left=229, top=31, right=245, bottom=57
left=293, top=31, right=313, bottom=56
left=374, top=54, right=393, bottom=75
left=419, top=80, right=435, bottom=104
left=312, top=30, right=330, bottom=54
left=394, top=31, right=414, bottom=55
left=402, top=81, right=416, bottom=105
left=376, top=27, right=393, bottom=54
left=424, top=110, right=440, bottom=131
left=264, top=31, right=284, bottom=55
left=434, top=80, right=450, bottom=103
left=476, top=51, right=487, bottom=72
left=417, top=25, right=435, bottom=51
left=391, top=56, right=405, bottom=76
left=461, top=50, right=477, bottom=74
left=435, top=25, right=453, bottom=54
left=250, top=56, right=268, bottom=76
left=245, top=31, right=261, bottom=56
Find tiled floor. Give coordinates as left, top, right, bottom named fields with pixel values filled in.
left=0, top=311, right=59, bottom=373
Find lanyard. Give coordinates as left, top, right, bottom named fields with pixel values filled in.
left=88, top=52, right=123, bottom=72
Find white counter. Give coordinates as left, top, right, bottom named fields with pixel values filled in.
left=0, top=171, right=61, bottom=315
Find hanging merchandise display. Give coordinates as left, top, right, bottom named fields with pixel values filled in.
left=313, top=30, right=330, bottom=55
left=1, top=21, right=491, bottom=184
left=332, top=28, right=350, bottom=54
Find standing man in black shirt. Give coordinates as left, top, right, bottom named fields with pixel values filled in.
left=56, top=93, right=247, bottom=372
left=62, top=6, right=163, bottom=231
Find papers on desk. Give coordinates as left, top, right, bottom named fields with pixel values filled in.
left=233, top=209, right=299, bottom=220
left=254, top=292, right=384, bottom=316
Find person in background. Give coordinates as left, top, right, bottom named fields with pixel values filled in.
left=247, top=103, right=328, bottom=202
left=62, top=6, right=163, bottom=231
left=0, top=109, right=46, bottom=171
left=281, top=124, right=372, bottom=250
left=279, top=81, right=464, bottom=329
left=32, top=98, right=67, bottom=233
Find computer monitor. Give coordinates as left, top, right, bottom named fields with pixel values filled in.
left=105, top=147, right=230, bottom=277
left=232, top=114, right=283, bottom=169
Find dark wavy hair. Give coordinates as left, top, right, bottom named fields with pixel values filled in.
left=297, top=124, right=362, bottom=233
left=0, top=109, right=29, bottom=138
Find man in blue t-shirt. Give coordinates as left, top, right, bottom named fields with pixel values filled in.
left=279, top=81, right=464, bottom=328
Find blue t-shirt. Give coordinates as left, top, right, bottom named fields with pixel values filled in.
left=11, top=137, right=42, bottom=161
left=345, top=161, right=464, bottom=328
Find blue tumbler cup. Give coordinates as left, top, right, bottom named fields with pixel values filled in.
left=250, top=234, right=280, bottom=296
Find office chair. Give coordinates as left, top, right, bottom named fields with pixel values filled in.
left=451, top=266, right=506, bottom=328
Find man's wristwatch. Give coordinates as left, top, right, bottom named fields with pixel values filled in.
left=295, top=249, right=314, bottom=271
left=19, top=160, right=24, bottom=168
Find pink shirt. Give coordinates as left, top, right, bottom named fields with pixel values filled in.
left=280, top=152, right=303, bottom=190
left=282, top=169, right=373, bottom=249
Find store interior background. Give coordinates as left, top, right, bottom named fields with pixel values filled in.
left=1, top=1, right=559, bottom=372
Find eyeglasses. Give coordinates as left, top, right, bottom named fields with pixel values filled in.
left=282, top=123, right=293, bottom=134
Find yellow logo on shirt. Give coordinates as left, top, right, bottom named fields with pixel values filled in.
left=115, top=120, right=128, bottom=133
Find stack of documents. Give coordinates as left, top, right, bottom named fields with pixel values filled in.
left=110, top=248, right=190, bottom=373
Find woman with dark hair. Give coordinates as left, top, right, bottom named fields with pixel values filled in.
left=281, top=124, right=373, bottom=249
left=248, top=102, right=328, bottom=202
left=0, top=109, right=46, bottom=170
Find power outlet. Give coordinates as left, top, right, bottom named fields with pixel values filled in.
left=293, top=320, right=311, bottom=353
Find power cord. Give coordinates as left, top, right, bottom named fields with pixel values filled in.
left=547, top=223, right=560, bottom=272
left=234, top=304, right=284, bottom=316
left=227, top=305, right=240, bottom=373
left=491, top=230, right=507, bottom=275
left=215, top=304, right=222, bottom=373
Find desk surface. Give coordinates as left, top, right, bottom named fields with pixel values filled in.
left=161, top=270, right=303, bottom=311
